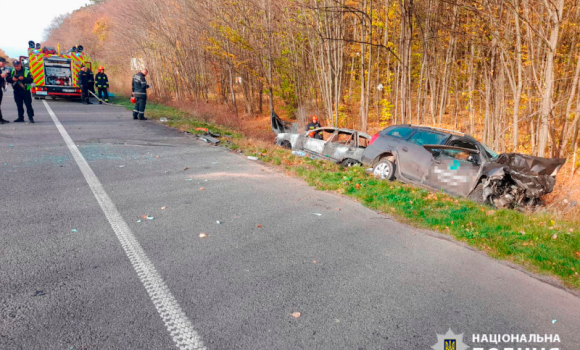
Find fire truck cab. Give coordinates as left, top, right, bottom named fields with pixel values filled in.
left=25, top=40, right=91, bottom=100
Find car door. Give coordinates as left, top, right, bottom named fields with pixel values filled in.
left=323, top=130, right=355, bottom=162
left=422, top=145, right=483, bottom=196
left=397, top=130, right=449, bottom=182
left=303, top=128, right=335, bottom=156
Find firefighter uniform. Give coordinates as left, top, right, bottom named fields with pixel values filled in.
left=77, top=68, right=92, bottom=104
left=132, top=71, right=149, bottom=120
left=306, top=121, right=322, bottom=139
left=87, top=68, right=95, bottom=96
left=9, top=64, right=35, bottom=123
left=96, top=71, right=109, bottom=103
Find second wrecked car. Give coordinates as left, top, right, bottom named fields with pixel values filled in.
left=272, top=112, right=371, bottom=166
left=362, top=125, right=566, bottom=209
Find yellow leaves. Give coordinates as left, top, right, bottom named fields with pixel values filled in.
left=93, top=16, right=109, bottom=44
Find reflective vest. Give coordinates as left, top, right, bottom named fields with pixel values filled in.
left=10, top=69, right=31, bottom=91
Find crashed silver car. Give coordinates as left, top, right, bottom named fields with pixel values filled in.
left=271, top=112, right=371, bottom=166
left=361, top=125, right=566, bottom=209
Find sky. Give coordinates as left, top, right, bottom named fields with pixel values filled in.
left=2, top=0, right=91, bottom=58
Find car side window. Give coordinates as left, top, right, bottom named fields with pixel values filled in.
left=385, top=127, right=414, bottom=139
left=408, top=131, right=448, bottom=146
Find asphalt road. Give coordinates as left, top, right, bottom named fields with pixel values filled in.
left=1, top=95, right=579, bottom=350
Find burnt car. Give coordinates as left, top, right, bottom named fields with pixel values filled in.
left=272, top=112, right=371, bottom=166
left=362, top=125, right=566, bottom=208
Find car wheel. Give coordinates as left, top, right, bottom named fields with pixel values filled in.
left=341, top=158, right=360, bottom=167
left=280, top=140, right=291, bottom=149
left=373, top=159, right=396, bottom=181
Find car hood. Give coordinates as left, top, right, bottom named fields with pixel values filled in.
left=482, top=153, right=566, bottom=208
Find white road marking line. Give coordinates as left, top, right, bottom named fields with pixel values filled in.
left=43, top=101, right=206, bottom=350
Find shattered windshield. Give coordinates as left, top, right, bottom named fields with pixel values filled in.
left=482, top=143, right=499, bottom=159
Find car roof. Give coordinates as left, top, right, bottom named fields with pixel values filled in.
left=388, top=124, right=477, bottom=141
left=312, top=127, right=371, bottom=139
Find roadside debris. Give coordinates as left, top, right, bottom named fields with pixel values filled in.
left=291, top=312, right=301, bottom=318
left=34, top=290, right=46, bottom=297
left=256, top=224, right=262, bottom=228
left=216, top=221, right=222, bottom=224
left=160, top=117, right=168, bottom=122
left=161, top=206, right=167, bottom=210
left=199, top=135, right=220, bottom=145
left=71, top=229, right=78, bottom=233
left=313, top=213, right=322, bottom=216
left=137, top=220, right=142, bottom=223
left=184, top=167, right=189, bottom=170
left=199, top=233, right=208, bottom=238
left=247, top=156, right=259, bottom=161
left=146, top=215, right=155, bottom=220
left=292, top=150, right=306, bottom=157
left=552, top=319, right=557, bottom=324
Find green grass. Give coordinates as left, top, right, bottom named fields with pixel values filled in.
left=112, top=96, right=580, bottom=289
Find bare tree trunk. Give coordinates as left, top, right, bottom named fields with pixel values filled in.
left=537, top=0, right=564, bottom=157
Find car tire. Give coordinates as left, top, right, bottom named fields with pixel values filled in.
left=341, top=158, right=360, bottom=167
left=373, top=159, right=396, bottom=181
left=280, top=140, right=291, bottom=149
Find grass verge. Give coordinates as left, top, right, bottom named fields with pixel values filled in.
left=112, top=96, right=580, bottom=289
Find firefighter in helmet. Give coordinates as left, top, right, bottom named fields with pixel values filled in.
left=96, top=66, right=109, bottom=104
left=78, top=65, right=92, bottom=104
left=306, top=115, right=322, bottom=139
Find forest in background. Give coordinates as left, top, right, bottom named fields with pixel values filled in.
left=41, top=0, right=580, bottom=177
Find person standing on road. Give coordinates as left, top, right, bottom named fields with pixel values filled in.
left=77, top=65, right=92, bottom=105
left=0, top=60, right=10, bottom=124
left=95, top=66, right=109, bottom=104
left=8, top=61, right=34, bottom=123
left=306, top=115, right=322, bottom=139
left=132, top=69, right=149, bottom=120
left=87, top=67, right=95, bottom=102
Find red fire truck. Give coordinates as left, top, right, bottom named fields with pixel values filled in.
left=24, top=40, right=92, bottom=100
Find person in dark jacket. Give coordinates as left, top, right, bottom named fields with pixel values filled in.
left=0, top=60, right=9, bottom=124
left=132, top=69, right=149, bottom=120
left=8, top=61, right=35, bottom=123
left=87, top=67, right=95, bottom=102
left=305, top=115, right=322, bottom=139
left=77, top=65, right=92, bottom=104
left=95, top=66, right=109, bottom=104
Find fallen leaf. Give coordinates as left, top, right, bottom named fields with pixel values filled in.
left=199, top=233, right=208, bottom=238
left=291, top=312, right=301, bottom=318
left=199, top=187, right=205, bottom=191
left=257, top=224, right=262, bottom=228
left=355, top=183, right=361, bottom=190
left=156, top=156, right=160, bottom=159
left=575, top=252, right=580, bottom=258
left=569, top=229, right=574, bottom=233
left=313, top=260, right=317, bottom=264
left=486, top=210, right=495, bottom=216
left=450, top=221, right=454, bottom=225
left=335, top=208, right=341, bottom=211
left=142, top=215, right=148, bottom=219
left=520, top=231, right=526, bottom=235
left=552, top=234, right=558, bottom=240
left=184, top=167, right=189, bottom=170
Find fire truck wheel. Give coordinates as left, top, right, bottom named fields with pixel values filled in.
left=51, top=97, right=57, bottom=100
